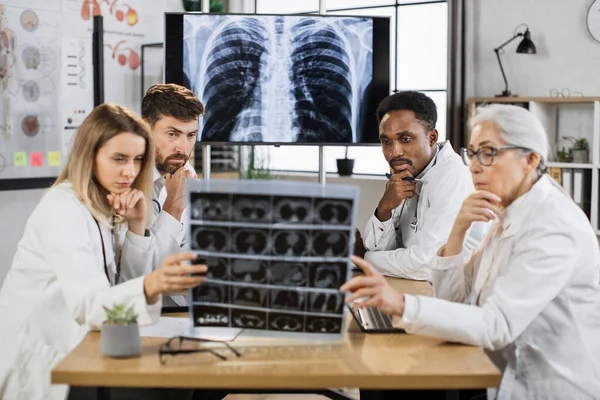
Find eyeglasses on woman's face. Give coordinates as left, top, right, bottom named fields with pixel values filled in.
left=460, top=145, right=531, bottom=167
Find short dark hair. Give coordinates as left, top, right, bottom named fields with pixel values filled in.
left=376, top=91, right=437, bottom=131
left=141, top=83, right=204, bottom=127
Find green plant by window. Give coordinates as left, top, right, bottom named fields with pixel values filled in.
left=245, top=146, right=273, bottom=179
left=557, top=146, right=573, bottom=162
left=103, top=303, right=138, bottom=325
left=563, top=136, right=590, bottom=151
left=182, top=0, right=223, bottom=12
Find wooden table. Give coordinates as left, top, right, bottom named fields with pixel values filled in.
left=52, top=278, right=501, bottom=391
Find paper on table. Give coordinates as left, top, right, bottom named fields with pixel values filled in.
left=140, top=317, right=242, bottom=341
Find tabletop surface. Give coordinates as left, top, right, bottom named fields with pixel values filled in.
left=51, top=278, right=501, bottom=390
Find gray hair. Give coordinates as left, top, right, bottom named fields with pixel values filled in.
left=470, top=104, right=549, bottom=176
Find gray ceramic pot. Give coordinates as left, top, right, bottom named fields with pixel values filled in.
left=100, top=322, right=141, bottom=358
left=572, top=149, right=589, bottom=164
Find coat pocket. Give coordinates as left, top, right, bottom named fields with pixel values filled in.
left=1, top=334, right=66, bottom=400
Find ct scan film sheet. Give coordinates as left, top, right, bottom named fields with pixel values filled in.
left=186, top=179, right=359, bottom=339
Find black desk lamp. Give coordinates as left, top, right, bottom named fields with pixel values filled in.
left=494, top=25, right=537, bottom=97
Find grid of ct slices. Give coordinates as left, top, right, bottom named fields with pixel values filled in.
left=190, top=192, right=353, bottom=334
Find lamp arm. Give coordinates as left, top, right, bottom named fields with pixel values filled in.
left=494, top=48, right=509, bottom=95
left=493, top=33, right=524, bottom=96
left=493, top=33, right=524, bottom=52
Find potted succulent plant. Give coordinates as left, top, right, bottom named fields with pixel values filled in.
left=336, top=146, right=355, bottom=176
left=100, top=303, right=141, bottom=358
left=562, top=136, right=589, bottom=163
left=571, top=137, right=589, bottom=163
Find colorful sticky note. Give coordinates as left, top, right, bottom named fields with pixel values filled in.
left=48, top=151, right=61, bottom=167
left=13, top=152, right=27, bottom=167
left=31, top=152, right=43, bottom=167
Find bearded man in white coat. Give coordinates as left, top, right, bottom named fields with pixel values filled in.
left=142, top=84, right=204, bottom=307
left=357, top=91, right=487, bottom=281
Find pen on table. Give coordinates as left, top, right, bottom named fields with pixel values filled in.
left=385, top=173, right=421, bottom=182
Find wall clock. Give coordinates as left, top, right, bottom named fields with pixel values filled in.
left=588, top=0, right=600, bottom=43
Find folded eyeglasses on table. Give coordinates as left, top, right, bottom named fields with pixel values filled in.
left=158, top=336, right=242, bottom=364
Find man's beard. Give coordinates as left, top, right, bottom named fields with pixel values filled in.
left=156, top=152, right=189, bottom=175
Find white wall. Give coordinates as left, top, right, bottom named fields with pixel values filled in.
left=466, top=0, right=600, bottom=98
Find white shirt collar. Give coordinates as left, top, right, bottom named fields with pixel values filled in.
left=416, top=142, right=441, bottom=180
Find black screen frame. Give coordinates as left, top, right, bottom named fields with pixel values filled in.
left=164, top=12, right=390, bottom=146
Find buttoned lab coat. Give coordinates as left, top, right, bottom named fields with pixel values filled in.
left=151, top=163, right=195, bottom=306
left=0, top=182, right=162, bottom=400
left=363, top=141, right=487, bottom=280
left=400, top=175, right=600, bottom=399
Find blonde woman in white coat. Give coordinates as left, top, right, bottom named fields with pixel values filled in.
left=342, top=104, right=600, bottom=400
left=0, top=104, right=208, bottom=400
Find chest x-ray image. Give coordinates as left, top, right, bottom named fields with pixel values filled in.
left=183, top=14, right=374, bottom=143
left=272, top=230, right=310, bottom=256
left=187, top=179, right=358, bottom=337
left=270, top=313, right=304, bottom=332
left=273, top=197, right=312, bottom=224
left=193, top=305, right=230, bottom=327
left=231, top=259, right=268, bottom=283
left=190, top=193, right=231, bottom=221
left=192, top=226, right=230, bottom=252
left=232, top=195, right=272, bottom=222
left=309, top=262, right=346, bottom=289
left=232, top=286, right=268, bottom=308
left=309, top=292, right=344, bottom=314
left=306, top=316, right=342, bottom=334
left=270, top=289, right=305, bottom=311
left=194, top=283, right=229, bottom=304
left=230, top=259, right=268, bottom=283
left=232, top=309, right=267, bottom=329
left=205, top=257, right=228, bottom=280
left=232, top=228, right=269, bottom=255
left=312, top=231, right=349, bottom=257
left=268, top=262, right=307, bottom=286
left=314, top=199, right=352, bottom=226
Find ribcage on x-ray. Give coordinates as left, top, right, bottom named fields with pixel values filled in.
left=310, top=263, right=345, bottom=288
left=312, top=231, right=348, bottom=257
left=306, top=316, right=341, bottom=333
left=291, top=19, right=353, bottom=142
left=271, top=289, right=305, bottom=311
left=232, top=228, right=269, bottom=255
left=201, top=18, right=269, bottom=142
left=314, top=199, right=352, bottom=225
left=268, top=262, right=307, bottom=286
left=233, top=196, right=271, bottom=222
left=193, top=283, right=228, bottom=304
left=274, top=197, right=312, bottom=224
left=232, top=309, right=266, bottom=329
left=192, top=227, right=229, bottom=252
left=270, top=313, right=303, bottom=332
left=309, top=292, right=344, bottom=314
left=231, top=259, right=267, bottom=283
left=272, top=230, right=309, bottom=256
left=198, top=16, right=356, bottom=143
left=191, top=193, right=230, bottom=221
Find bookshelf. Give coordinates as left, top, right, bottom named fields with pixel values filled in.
left=468, top=97, right=600, bottom=234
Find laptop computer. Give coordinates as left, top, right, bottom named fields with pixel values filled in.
left=348, top=304, right=406, bottom=334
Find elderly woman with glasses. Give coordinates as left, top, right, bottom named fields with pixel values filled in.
left=342, top=104, right=600, bottom=400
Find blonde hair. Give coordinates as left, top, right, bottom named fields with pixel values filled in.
left=54, top=103, right=155, bottom=224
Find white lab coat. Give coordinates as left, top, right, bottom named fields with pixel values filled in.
left=363, top=141, right=487, bottom=279
left=0, top=182, right=162, bottom=400
left=399, top=175, right=600, bottom=399
left=151, top=163, right=195, bottom=306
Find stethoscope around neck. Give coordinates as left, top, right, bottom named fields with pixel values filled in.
left=398, top=194, right=420, bottom=232
left=152, top=198, right=162, bottom=214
